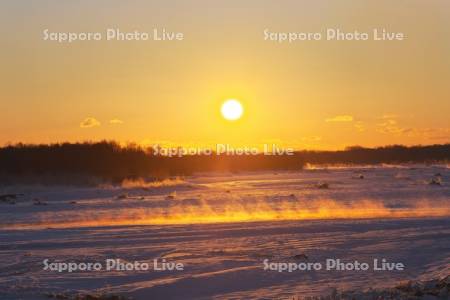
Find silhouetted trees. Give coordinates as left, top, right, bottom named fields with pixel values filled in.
left=298, top=144, right=450, bottom=165
left=0, top=141, right=448, bottom=185
left=0, top=141, right=305, bottom=184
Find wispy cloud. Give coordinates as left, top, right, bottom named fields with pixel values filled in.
left=109, top=118, right=124, bottom=125
left=325, top=115, right=354, bottom=122
left=80, top=117, right=100, bottom=128
left=354, top=121, right=365, bottom=132
left=300, top=136, right=322, bottom=142
left=376, top=119, right=406, bottom=134
left=378, top=114, right=398, bottom=120
left=405, top=128, right=450, bottom=140
left=376, top=116, right=450, bottom=141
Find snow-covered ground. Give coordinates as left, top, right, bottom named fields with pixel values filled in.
left=0, top=165, right=449, bottom=299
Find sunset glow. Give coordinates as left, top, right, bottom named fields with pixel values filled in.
left=1, top=2, right=449, bottom=149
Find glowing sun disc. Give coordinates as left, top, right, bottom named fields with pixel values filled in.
left=221, top=99, right=243, bottom=121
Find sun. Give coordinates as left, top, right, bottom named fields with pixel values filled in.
left=221, top=99, right=243, bottom=121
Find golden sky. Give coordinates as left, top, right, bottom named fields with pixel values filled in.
left=1, top=0, right=449, bottom=150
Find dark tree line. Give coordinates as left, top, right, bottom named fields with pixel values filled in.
left=298, top=144, right=450, bottom=165
left=0, top=142, right=448, bottom=184
left=0, top=141, right=304, bottom=184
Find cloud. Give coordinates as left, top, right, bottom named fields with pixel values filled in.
left=300, top=136, right=322, bottom=142
left=80, top=117, right=101, bottom=128
left=406, top=128, right=450, bottom=140
left=354, top=121, right=365, bottom=132
left=378, top=114, right=398, bottom=120
left=109, top=118, right=124, bottom=125
left=376, top=117, right=450, bottom=141
left=376, top=119, right=409, bottom=134
left=325, top=115, right=354, bottom=122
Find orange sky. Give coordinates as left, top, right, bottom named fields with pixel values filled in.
left=1, top=1, right=449, bottom=150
